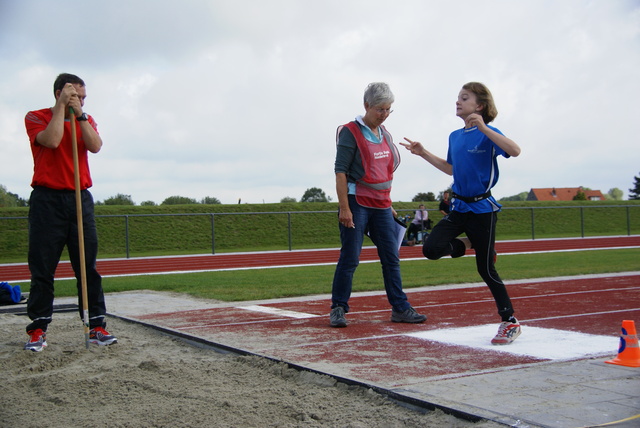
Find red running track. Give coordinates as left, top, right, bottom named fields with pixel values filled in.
left=1, top=235, right=638, bottom=282
left=131, top=273, right=640, bottom=383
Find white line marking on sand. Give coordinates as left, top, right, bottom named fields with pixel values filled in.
left=405, top=325, right=618, bottom=360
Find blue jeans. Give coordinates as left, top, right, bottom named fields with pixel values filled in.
left=331, top=195, right=410, bottom=313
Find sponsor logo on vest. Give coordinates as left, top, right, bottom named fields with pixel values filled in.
left=374, top=150, right=390, bottom=159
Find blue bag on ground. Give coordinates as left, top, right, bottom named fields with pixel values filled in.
left=0, top=282, right=23, bottom=305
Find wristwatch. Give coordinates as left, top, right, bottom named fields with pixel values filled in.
left=77, top=113, right=88, bottom=121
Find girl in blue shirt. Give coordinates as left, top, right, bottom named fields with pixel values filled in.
left=401, top=82, right=522, bottom=345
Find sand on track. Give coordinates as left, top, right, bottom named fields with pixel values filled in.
left=0, top=311, right=505, bottom=428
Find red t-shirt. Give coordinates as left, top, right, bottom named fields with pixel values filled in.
left=25, top=108, right=98, bottom=190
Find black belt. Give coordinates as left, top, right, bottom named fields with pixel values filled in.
left=451, top=191, right=492, bottom=203
left=33, top=185, right=77, bottom=194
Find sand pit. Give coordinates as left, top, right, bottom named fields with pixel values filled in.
left=0, top=312, right=503, bottom=427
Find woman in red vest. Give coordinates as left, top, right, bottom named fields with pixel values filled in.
left=330, top=82, right=427, bottom=328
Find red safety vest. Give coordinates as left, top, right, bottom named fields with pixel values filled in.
left=341, top=121, right=400, bottom=209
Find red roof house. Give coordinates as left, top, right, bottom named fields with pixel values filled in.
left=527, top=187, right=605, bottom=201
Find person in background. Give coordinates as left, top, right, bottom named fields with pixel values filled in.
left=407, top=204, right=428, bottom=242
left=439, top=191, right=451, bottom=216
left=23, top=73, right=117, bottom=352
left=330, top=82, right=427, bottom=328
left=401, top=82, right=522, bottom=345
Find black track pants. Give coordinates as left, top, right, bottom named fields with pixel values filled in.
left=26, top=186, right=107, bottom=332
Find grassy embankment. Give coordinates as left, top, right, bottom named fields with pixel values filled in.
left=2, top=200, right=639, bottom=260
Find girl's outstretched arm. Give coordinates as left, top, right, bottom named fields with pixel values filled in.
left=400, top=138, right=453, bottom=176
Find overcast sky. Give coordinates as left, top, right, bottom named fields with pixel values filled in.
left=1, top=0, right=638, bottom=205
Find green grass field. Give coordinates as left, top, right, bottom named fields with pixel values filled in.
left=22, top=248, right=640, bottom=302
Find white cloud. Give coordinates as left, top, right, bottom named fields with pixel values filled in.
left=1, top=0, right=638, bottom=204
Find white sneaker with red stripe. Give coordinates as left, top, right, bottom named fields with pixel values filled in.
left=24, top=329, right=47, bottom=352
left=491, top=318, right=521, bottom=345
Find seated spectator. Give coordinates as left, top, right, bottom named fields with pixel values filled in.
left=407, top=204, right=428, bottom=241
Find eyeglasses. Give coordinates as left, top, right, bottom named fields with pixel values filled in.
left=374, top=108, right=393, bottom=115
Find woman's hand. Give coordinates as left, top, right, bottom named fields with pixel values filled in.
left=339, top=207, right=355, bottom=228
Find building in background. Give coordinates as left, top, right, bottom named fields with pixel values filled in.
left=527, top=187, right=604, bottom=201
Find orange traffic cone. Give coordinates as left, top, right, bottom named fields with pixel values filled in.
left=606, top=320, right=640, bottom=367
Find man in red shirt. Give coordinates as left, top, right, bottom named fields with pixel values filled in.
left=23, top=73, right=117, bottom=351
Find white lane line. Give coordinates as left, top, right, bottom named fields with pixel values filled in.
left=525, top=308, right=640, bottom=322
left=236, top=304, right=320, bottom=319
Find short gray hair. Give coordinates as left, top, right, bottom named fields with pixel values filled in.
left=363, top=82, right=394, bottom=106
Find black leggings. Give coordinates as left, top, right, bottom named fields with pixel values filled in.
left=423, top=210, right=514, bottom=321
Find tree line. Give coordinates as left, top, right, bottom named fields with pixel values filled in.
left=1, top=177, right=638, bottom=207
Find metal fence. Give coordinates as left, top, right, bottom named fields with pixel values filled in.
left=1, top=205, right=638, bottom=260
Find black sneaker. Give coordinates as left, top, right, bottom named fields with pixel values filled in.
left=24, top=329, right=47, bottom=352
left=89, top=327, right=118, bottom=346
left=330, top=306, right=347, bottom=328
left=391, top=307, right=427, bottom=323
